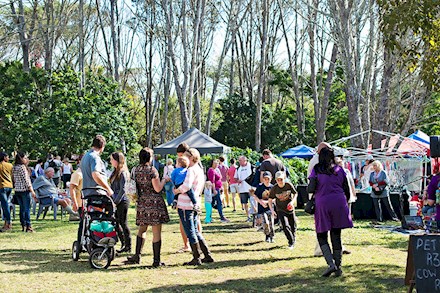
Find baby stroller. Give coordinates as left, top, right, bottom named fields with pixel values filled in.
left=72, top=191, right=118, bottom=269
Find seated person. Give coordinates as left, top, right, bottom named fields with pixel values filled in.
left=422, top=191, right=435, bottom=216
left=32, top=167, right=79, bottom=217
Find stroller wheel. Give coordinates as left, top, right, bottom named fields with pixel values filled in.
left=89, top=248, right=111, bottom=269
left=72, top=241, right=80, bottom=261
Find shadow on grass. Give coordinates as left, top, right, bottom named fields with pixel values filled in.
left=212, top=245, right=284, bottom=254
left=134, top=263, right=404, bottom=293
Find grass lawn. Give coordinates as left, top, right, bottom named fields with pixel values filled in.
left=0, top=204, right=409, bottom=292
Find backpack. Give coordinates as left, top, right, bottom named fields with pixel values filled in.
left=48, top=160, right=60, bottom=173
left=244, top=165, right=257, bottom=186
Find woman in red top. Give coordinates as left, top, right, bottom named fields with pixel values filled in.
left=207, top=160, right=229, bottom=223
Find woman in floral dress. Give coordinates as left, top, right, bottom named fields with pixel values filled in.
left=125, top=147, right=168, bottom=267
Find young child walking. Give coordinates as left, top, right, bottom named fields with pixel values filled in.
left=204, top=181, right=213, bottom=223
left=171, top=157, right=199, bottom=212
left=269, top=171, right=298, bottom=249
left=252, top=171, right=274, bottom=242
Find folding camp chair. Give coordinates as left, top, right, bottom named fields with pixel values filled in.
left=35, top=190, right=61, bottom=220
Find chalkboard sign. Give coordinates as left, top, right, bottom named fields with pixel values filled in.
left=411, top=235, right=440, bottom=292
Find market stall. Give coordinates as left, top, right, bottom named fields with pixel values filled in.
left=330, top=130, right=431, bottom=220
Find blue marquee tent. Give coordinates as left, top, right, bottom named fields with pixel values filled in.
left=408, top=130, right=430, bottom=147
left=280, top=145, right=315, bottom=159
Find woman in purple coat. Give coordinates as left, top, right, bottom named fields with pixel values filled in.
left=308, top=147, right=353, bottom=277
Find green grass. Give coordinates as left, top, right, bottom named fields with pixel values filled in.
left=0, top=205, right=409, bottom=292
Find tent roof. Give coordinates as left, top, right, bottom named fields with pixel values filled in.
left=408, top=130, right=430, bottom=148
left=330, top=129, right=430, bottom=159
left=280, top=144, right=315, bottom=159
left=153, top=128, right=231, bottom=155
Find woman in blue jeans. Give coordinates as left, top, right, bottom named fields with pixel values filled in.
left=0, top=152, right=13, bottom=232
left=12, top=152, right=37, bottom=232
left=174, top=148, right=214, bottom=265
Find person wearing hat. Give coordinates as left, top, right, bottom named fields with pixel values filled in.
left=268, top=171, right=298, bottom=249
left=0, top=152, right=13, bottom=232
left=251, top=171, right=275, bottom=242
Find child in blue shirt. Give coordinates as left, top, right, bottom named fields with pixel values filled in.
left=171, top=157, right=197, bottom=209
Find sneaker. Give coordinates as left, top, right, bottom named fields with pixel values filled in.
left=171, top=200, right=178, bottom=210
left=232, top=209, right=236, bottom=212
left=25, top=227, right=34, bottom=233
left=288, top=244, right=294, bottom=250
left=220, top=218, right=230, bottom=223
left=269, top=237, right=275, bottom=243
left=246, top=217, right=252, bottom=222
left=265, top=235, right=270, bottom=242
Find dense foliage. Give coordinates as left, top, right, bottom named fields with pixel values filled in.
left=0, top=62, right=138, bottom=159
left=378, top=0, right=440, bottom=90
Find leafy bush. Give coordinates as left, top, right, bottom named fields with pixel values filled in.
left=0, top=62, right=137, bottom=159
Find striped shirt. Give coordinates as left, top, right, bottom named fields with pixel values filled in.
left=13, top=165, right=32, bottom=192
left=177, top=163, right=205, bottom=210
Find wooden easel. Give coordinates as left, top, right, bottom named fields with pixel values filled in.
left=405, top=235, right=416, bottom=293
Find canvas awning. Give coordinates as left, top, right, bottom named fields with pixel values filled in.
left=280, top=145, right=315, bottom=159
left=153, top=128, right=231, bottom=155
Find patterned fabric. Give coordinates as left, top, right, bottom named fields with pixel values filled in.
left=12, top=165, right=32, bottom=192
left=134, top=164, right=169, bottom=226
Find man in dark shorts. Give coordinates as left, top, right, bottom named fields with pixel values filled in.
left=260, top=149, right=285, bottom=184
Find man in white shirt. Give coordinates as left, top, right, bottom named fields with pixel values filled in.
left=234, top=156, right=253, bottom=222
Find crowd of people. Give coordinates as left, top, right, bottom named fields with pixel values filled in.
left=0, top=135, right=362, bottom=277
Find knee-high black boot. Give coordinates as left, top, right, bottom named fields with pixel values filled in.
left=333, top=249, right=343, bottom=277
left=321, top=244, right=337, bottom=277
left=184, top=243, right=202, bottom=266
left=199, top=239, right=214, bottom=263
left=152, top=240, right=165, bottom=267
left=125, top=236, right=144, bottom=264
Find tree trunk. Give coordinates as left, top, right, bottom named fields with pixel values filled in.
left=316, top=44, right=338, bottom=143
left=372, top=48, right=394, bottom=149
left=205, top=0, right=246, bottom=135
left=278, top=0, right=304, bottom=139
left=79, top=0, right=85, bottom=91
left=256, top=0, right=268, bottom=151
left=308, top=0, right=319, bottom=144
left=110, top=0, right=119, bottom=81
left=10, top=0, right=31, bottom=72
left=162, top=0, right=190, bottom=132
left=95, top=0, right=113, bottom=76
left=328, top=0, right=365, bottom=147
left=161, top=51, right=171, bottom=144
